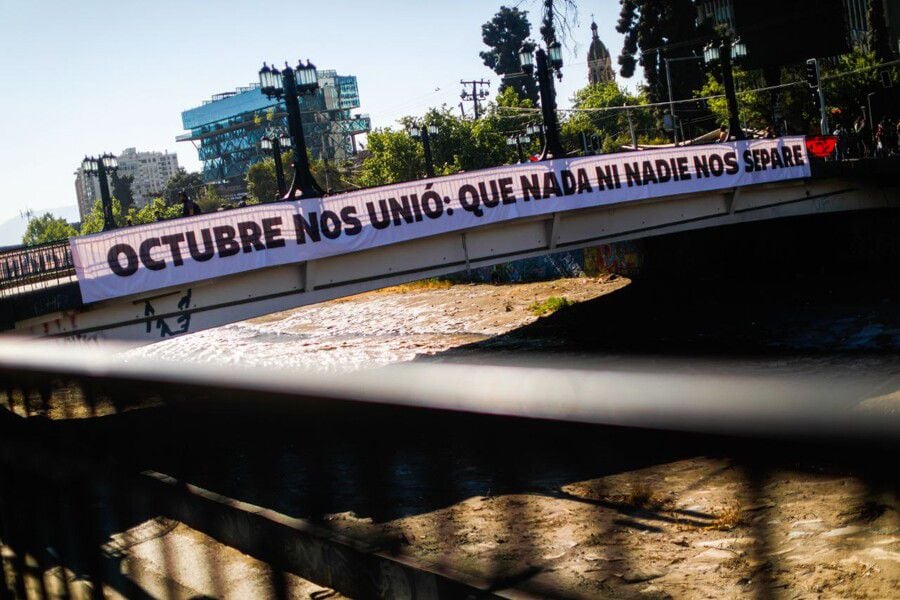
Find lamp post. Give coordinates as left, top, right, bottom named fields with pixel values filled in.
left=663, top=55, right=704, bottom=145
left=260, top=133, right=291, bottom=198
left=519, top=40, right=565, bottom=160
left=703, top=36, right=747, bottom=141
left=867, top=92, right=879, bottom=154
left=259, top=61, right=323, bottom=200
left=410, top=123, right=439, bottom=178
left=525, top=124, right=545, bottom=150
left=506, top=133, right=531, bottom=163
left=82, top=154, right=118, bottom=231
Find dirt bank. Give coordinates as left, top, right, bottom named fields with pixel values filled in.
left=327, top=457, right=898, bottom=599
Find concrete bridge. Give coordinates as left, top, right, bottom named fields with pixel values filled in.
left=1, top=141, right=897, bottom=346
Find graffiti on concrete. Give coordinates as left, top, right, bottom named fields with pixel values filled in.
left=143, top=289, right=193, bottom=338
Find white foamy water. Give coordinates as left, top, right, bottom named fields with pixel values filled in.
left=123, top=291, right=493, bottom=372
left=122, top=279, right=627, bottom=372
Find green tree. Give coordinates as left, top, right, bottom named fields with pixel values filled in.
left=356, top=129, right=424, bottom=187
left=480, top=6, right=538, bottom=103
left=694, top=49, right=891, bottom=136
left=489, top=86, right=541, bottom=161
left=79, top=198, right=125, bottom=235
left=22, top=213, right=77, bottom=245
left=310, top=157, right=356, bottom=194
left=246, top=154, right=289, bottom=203
left=197, top=185, right=226, bottom=213
left=615, top=0, right=709, bottom=105
left=698, top=68, right=770, bottom=134
left=562, top=81, right=658, bottom=152
left=822, top=49, right=895, bottom=125
left=355, top=91, right=541, bottom=187
left=162, top=168, right=205, bottom=205
left=110, top=172, right=135, bottom=212
left=126, top=197, right=182, bottom=225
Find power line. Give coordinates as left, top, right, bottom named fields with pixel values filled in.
left=460, top=79, right=491, bottom=119
left=496, top=59, right=900, bottom=116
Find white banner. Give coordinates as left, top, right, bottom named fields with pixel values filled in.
left=71, top=137, right=811, bottom=303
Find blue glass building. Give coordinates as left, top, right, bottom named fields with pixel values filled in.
left=178, top=70, right=371, bottom=184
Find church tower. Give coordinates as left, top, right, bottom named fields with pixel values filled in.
left=587, top=19, right=615, bottom=85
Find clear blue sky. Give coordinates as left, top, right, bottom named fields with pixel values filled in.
left=0, top=0, right=640, bottom=222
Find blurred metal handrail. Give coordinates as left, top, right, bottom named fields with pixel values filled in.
left=0, top=340, right=897, bottom=443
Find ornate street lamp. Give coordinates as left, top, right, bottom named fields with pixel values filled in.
left=410, top=122, right=439, bottom=178
left=703, top=36, right=746, bottom=141
left=260, top=131, right=291, bottom=198
left=506, top=133, right=531, bottom=163
left=519, top=40, right=565, bottom=160
left=525, top=123, right=545, bottom=150
left=547, top=41, right=563, bottom=72
left=82, top=153, right=118, bottom=231
left=258, top=60, right=323, bottom=200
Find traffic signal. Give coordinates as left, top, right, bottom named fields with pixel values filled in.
left=805, top=59, right=820, bottom=89
left=880, top=69, right=893, bottom=88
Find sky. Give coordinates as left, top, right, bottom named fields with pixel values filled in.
left=0, top=0, right=641, bottom=223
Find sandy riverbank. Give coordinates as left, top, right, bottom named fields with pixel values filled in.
left=112, top=274, right=900, bottom=597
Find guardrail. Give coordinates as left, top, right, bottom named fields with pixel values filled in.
left=0, top=342, right=897, bottom=598
left=0, top=239, right=75, bottom=299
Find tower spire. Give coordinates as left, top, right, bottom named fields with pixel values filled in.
left=587, top=17, right=615, bottom=85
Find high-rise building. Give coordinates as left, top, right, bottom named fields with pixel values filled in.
left=178, top=70, right=371, bottom=186
left=116, top=148, right=180, bottom=208
left=74, top=168, right=103, bottom=222
left=74, top=147, right=180, bottom=221
left=587, top=20, right=616, bottom=85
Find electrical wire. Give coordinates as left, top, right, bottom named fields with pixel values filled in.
left=495, top=59, right=900, bottom=116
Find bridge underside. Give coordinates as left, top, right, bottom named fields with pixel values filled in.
left=8, top=175, right=900, bottom=345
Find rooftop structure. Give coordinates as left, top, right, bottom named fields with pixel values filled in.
left=178, top=70, right=371, bottom=185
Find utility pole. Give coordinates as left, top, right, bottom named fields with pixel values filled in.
left=460, top=79, right=490, bottom=119
left=806, top=59, right=829, bottom=135
left=664, top=55, right=704, bottom=146
left=625, top=107, right=638, bottom=149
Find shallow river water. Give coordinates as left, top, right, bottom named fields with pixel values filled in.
left=124, top=279, right=619, bottom=371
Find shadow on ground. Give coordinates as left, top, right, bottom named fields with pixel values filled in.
left=1, top=271, right=898, bottom=598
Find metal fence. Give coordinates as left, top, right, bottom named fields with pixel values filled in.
left=0, top=240, right=75, bottom=299
left=0, top=342, right=896, bottom=599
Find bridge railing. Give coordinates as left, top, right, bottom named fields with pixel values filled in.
left=0, top=239, right=76, bottom=299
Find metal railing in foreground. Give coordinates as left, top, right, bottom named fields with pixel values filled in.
left=0, top=341, right=897, bottom=599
